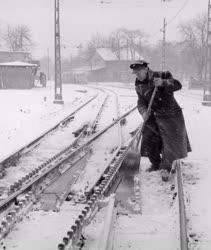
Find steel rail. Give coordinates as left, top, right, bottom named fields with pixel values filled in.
left=56, top=119, right=188, bottom=250
left=0, top=106, right=137, bottom=212
left=0, top=90, right=108, bottom=206
left=0, top=95, right=98, bottom=170
left=36, top=90, right=119, bottom=208
left=57, top=124, right=142, bottom=250
left=88, top=95, right=109, bottom=135
left=57, top=124, right=192, bottom=250
left=46, top=89, right=123, bottom=208
left=3, top=91, right=110, bottom=197
left=0, top=86, right=138, bottom=245
left=97, top=194, right=117, bottom=250
left=176, top=160, right=189, bottom=250
left=0, top=86, right=134, bottom=247
left=0, top=90, right=119, bottom=240
left=56, top=88, right=139, bottom=249
left=0, top=126, right=87, bottom=212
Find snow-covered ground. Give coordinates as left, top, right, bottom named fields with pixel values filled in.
left=0, top=82, right=210, bottom=249
left=176, top=89, right=211, bottom=249
left=2, top=203, right=86, bottom=250
left=0, top=83, right=98, bottom=161
left=0, top=87, right=109, bottom=198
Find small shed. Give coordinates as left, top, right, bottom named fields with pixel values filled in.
left=0, top=61, right=38, bottom=89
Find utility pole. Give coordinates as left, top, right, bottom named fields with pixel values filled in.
left=161, top=0, right=171, bottom=71
left=54, top=0, right=64, bottom=104
left=205, top=0, right=211, bottom=91
left=202, top=0, right=211, bottom=105
left=161, top=18, right=166, bottom=71
left=47, top=47, right=50, bottom=80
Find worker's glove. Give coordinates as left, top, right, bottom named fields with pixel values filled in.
left=153, top=77, right=163, bottom=87
left=166, top=78, right=174, bottom=85
left=142, top=112, right=148, bottom=121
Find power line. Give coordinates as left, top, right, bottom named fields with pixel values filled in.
left=160, top=0, right=190, bottom=71
left=149, top=0, right=191, bottom=40
left=166, top=0, right=191, bottom=27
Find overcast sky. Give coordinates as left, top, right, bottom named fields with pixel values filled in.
left=0, top=0, right=208, bottom=59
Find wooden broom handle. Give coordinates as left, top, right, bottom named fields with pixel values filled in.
left=142, top=85, right=158, bottom=128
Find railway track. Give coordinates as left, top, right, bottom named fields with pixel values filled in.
left=38, top=88, right=122, bottom=211
left=0, top=89, right=112, bottom=199
left=0, top=94, right=98, bottom=174
left=56, top=125, right=142, bottom=250
left=0, top=85, right=192, bottom=250
left=0, top=88, right=138, bottom=248
left=74, top=160, right=189, bottom=250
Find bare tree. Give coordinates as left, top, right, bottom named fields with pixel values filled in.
left=3, top=24, right=33, bottom=51
left=109, top=28, right=146, bottom=60
left=109, top=29, right=123, bottom=59
left=178, top=13, right=207, bottom=80
left=121, top=28, right=146, bottom=59
left=88, top=32, right=109, bottom=49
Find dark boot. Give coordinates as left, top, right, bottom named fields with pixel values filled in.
left=160, top=162, right=172, bottom=182
left=160, top=169, right=170, bottom=182
left=146, top=164, right=160, bottom=172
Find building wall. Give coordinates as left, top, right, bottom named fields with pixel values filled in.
left=62, top=71, right=88, bottom=84
left=88, top=61, right=135, bottom=82
left=90, top=53, right=106, bottom=70
left=0, top=66, right=36, bottom=89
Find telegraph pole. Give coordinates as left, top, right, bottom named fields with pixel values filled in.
left=47, top=47, right=50, bottom=80
left=204, top=0, right=211, bottom=90
left=54, top=0, right=64, bottom=104
left=161, top=18, right=166, bottom=71
left=202, top=0, right=211, bottom=105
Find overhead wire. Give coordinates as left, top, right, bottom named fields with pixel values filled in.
left=149, top=0, right=191, bottom=41
left=166, top=0, right=191, bottom=27
left=59, top=0, right=191, bottom=46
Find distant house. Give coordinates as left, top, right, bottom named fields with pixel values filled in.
left=63, top=47, right=143, bottom=83
left=88, top=48, right=142, bottom=82
left=63, top=65, right=105, bottom=84
left=0, top=61, right=38, bottom=89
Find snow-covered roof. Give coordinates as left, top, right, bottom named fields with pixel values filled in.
left=96, top=48, right=118, bottom=61
left=96, top=48, right=142, bottom=61
left=72, top=64, right=105, bottom=73
left=119, top=48, right=143, bottom=60
left=0, top=50, right=30, bottom=54
left=0, top=61, right=38, bottom=67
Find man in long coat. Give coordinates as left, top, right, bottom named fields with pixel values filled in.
left=130, top=60, right=191, bottom=181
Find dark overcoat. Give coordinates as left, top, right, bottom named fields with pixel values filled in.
left=135, top=70, right=191, bottom=163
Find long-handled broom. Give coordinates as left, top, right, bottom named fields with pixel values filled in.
left=121, top=85, right=158, bottom=171
left=119, top=85, right=158, bottom=213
